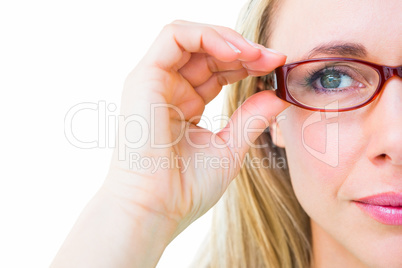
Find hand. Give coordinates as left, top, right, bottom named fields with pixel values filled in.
left=104, top=20, right=288, bottom=235
left=51, top=20, right=289, bottom=268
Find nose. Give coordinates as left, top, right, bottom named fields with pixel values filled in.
left=365, top=76, right=402, bottom=167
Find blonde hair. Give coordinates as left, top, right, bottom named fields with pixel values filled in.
left=193, top=0, right=312, bottom=267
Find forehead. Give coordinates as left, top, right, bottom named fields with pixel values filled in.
left=268, top=0, right=402, bottom=65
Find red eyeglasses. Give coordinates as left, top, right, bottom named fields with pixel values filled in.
left=272, top=58, right=402, bottom=112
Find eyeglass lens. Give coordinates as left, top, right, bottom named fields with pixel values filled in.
left=286, top=61, right=380, bottom=109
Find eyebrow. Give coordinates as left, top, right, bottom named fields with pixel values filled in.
left=304, top=42, right=368, bottom=60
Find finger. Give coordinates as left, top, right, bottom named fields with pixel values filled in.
left=194, top=69, right=248, bottom=105
left=190, top=49, right=286, bottom=104
left=179, top=45, right=286, bottom=87
left=173, top=20, right=265, bottom=63
left=142, top=21, right=262, bottom=71
left=216, top=90, right=290, bottom=162
left=165, top=72, right=206, bottom=121
left=241, top=47, right=287, bottom=73
left=179, top=53, right=244, bottom=87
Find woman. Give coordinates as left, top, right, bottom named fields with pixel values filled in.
left=51, top=0, right=402, bottom=267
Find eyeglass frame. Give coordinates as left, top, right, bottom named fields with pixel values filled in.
left=271, top=57, right=402, bottom=112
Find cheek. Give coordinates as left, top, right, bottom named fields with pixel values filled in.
left=279, top=105, right=371, bottom=228
left=278, top=106, right=354, bottom=215
left=279, top=106, right=343, bottom=179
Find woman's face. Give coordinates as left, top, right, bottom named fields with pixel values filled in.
left=269, top=0, right=402, bottom=266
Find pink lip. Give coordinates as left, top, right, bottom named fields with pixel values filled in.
left=353, top=192, right=402, bottom=225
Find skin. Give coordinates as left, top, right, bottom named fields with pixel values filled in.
left=269, top=0, right=402, bottom=267
left=51, top=21, right=289, bottom=267
left=51, top=1, right=401, bottom=267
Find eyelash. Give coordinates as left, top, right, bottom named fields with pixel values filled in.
left=302, top=66, right=357, bottom=93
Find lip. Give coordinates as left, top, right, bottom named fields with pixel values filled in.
left=353, top=192, right=402, bottom=225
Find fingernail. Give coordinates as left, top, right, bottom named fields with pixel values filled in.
left=226, top=41, right=241, bottom=54
left=245, top=38, right=260, bottom=49
left=265, top=48, right=286, bottom=56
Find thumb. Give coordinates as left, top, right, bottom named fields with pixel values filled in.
left=216, top=90, right=290, bottom=162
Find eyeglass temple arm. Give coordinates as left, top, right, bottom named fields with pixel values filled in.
left=383, top=66, right=402, bottom=80
left=270, top=72, right=278, bottom=91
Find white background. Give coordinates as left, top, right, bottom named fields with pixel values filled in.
left=0, top=0, right=247, bottom=267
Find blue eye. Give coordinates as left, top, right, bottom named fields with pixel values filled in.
left=305, top=68, right=360, bottom=93
left=286, top=60, right=379, bottom=110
